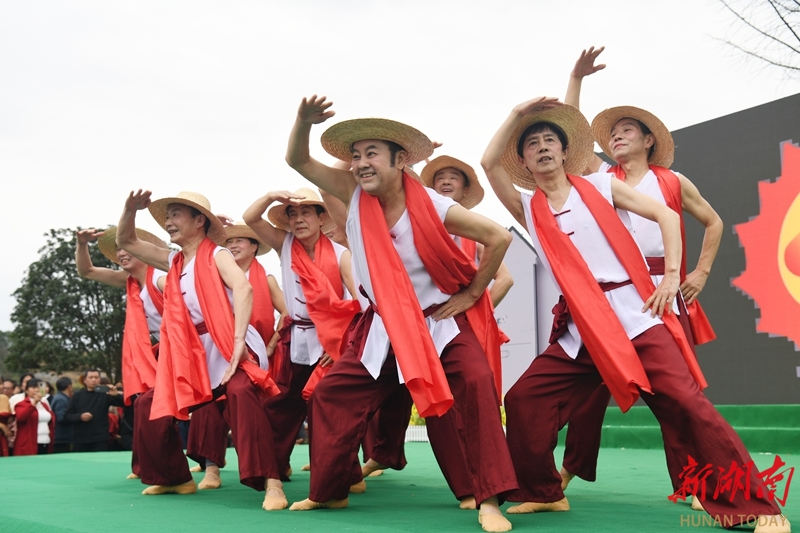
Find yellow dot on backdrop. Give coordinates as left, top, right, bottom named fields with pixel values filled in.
left=778, top=192, right=800, bottom=305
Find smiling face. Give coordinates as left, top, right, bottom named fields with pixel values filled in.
left=350, top=139, right=405, bottom=196
left=225, top=237, right=258, bottom=267
left=286, top=204, right=323, bottom=241
left=164, top=203, right=206, bottom=246
left=609, top=117, right=654, bottom=163
left=518, top=125, right=569, bottom=179
left=115, top=247, right=145, bottom=273
left=432, top=167, right=467, bottom=203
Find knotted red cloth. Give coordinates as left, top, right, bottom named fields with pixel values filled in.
left=610, top=165, right=716, bottom=344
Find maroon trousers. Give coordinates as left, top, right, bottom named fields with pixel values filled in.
left=562, top=302, right=696, bottom=488
left=308, top=312, right=517, bottom=504
left=135, top=388, right=193, bottom=487
left=428, top=406, right=479, bottom=500
left=360, top=386, right=412, bottom=471
left=186, top=399, right=229, bottom=468
left=505, top=325, right=780, bottom=525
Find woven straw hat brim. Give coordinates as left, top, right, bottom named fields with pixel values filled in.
left=148, top=192, right=226, bottom=246
left=321, top=118, right=434, bottom=166
left=591, top=106, right=674, bottom=168
left=500, top=105, right=595, bottom=191
left=266, top=188, right=335, bottom=234
left=223, top=224, right=271, bottom=256
left=98, top=227, right=168, bottom=265
left=420, top=156, right=485, bottom=210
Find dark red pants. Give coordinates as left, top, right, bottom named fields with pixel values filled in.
left=505, top=325, right=780, bottom=525
left=360, top=385, right=412, bottom=471
left=428, top=406, right=478, bottom=500
left=308, top=312, right=517, bottom=504
left=135, top=388, right=193, bottom=487
left=186, top=400, right=229, bottom=468
left=222, top=370, right=280, bottom=490
left=562, top=304, right=697, bottom=488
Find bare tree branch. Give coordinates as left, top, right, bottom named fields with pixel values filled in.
left=716, top=37, right=800, bottom=70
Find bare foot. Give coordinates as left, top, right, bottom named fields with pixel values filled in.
left=361, top=458, right=388, bottom=478
left=286, top=467, right=293, bottom=478
left=126, top=473, right=140, bottom=480
left=263, top=483, right=288, bottom=511
left=479, top=497, right=512, bottom=532
left=198, top=473, right=221, bottom=490
left=506, top=497, right=569, bottom=514
left=459, top=496, right=477, bottom=510
left=289, top=497, right=348, bottom=511
left=190, top=465, right=203, bottom=473
left=349, top=480, right=367, bottom=494
left=142, top=480, right=197, bottom=495
left=754, top=515, right=791, bottom=533
left=559, top=467, right=575, bottom=491
left=301, top=463, right=311, bottom=471
left=690, top=495, right=705, bottom=511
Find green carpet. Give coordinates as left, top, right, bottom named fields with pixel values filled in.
left=0, top=444, right=796, bottom=533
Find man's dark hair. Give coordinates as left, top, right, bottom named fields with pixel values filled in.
left=84, top=368, right=101, bottom=378
left=635, top=119, right=656, bottom=159
left=26, top=378, right=40, bottom=390
left=56, top=377, right=72, bottom=392
left=285, top=204, right=325, bottom=217
left=2, top=379, right=14, bottom=387
left=517, top=122, right=569, bottom=157
left=20, top=373, right=35, bottom=384
left=188, top=207, right=212, bottom=234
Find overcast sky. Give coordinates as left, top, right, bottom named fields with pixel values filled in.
left=1, top=0, right=799, bottom=332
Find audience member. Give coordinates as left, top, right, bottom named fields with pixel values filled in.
left=14, top=378, right=55, bottom=455
left=50, top=377, right=74, bottom=454
left=65, top=369, right=124, bottom=452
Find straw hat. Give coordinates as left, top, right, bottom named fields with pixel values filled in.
left=267, top=188, right=335, bottom=233
left=147, top=191, right=226, bottom=245
left=321, top=118, right=434, bottom=165
left=500, top=105, right=595, bottom=191
left=222, top=222, right=271, bottom=256
left=591, top=106, right=674, bottom=168
left=420, top=156, right=484, bottom=210
left=97, top=227, right=168, bottom=265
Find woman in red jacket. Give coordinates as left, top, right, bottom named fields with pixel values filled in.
left=14, top=379, right=55, bottom=455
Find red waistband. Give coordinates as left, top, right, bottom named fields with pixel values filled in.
left=646, top=256, right=665, bottom=276
left=598, top=279, right=633, bottom=292
left=195, top=322, right=208, bottom=335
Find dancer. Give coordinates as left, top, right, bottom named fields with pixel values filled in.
left=285, top=95, right=517, bottom=533
left=116, top=191, right=286, bottom=510
left=481, top=97, right=788, bottom=533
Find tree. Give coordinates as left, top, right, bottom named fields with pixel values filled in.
left=7, top=228, right=126, bottom=379
left=716, top=0, right=800, bottom=76
left=0, top=331, right=10, bottom=378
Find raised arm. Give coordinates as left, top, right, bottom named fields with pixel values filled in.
left=242, top=191, right=299, bottom=255
left=75, top=229, right=128, bottom=288
left=433, top=205, right=512, bottom=320
left=677, top=173, right=723, bottom=305
left=338, top=249, right=356, bottom=299
left=320, top=165, right=350, bottom=231
left=482, top=97, right=562, bottom=230
left=116, top=190, right=171, bottom=271
left=215, top=250, right=253, bottom=385
left=611, top=178, right=681, bottom=318
left=285, top=95, right=357, bottom=205
left=565, top=46, right=605, bottom=175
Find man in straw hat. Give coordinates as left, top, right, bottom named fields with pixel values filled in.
left=555, top=47, right=723, bottom=500
left=284, top=95, right=517, bottom=533
left=481, top=98, right=787, bottom=532
left=243, top=187, right=362, bottom=486
left=116, top=190, right=288, bottom=510
left=75, top=227, right=167, bottom=479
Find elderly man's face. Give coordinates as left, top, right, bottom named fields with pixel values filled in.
left=1, top=380, right=14, bottom=396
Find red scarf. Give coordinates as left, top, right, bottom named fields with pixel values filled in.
left=152, top=238, right=279, bottom=420
left=248, top=258, right=280, bottom=378
left=360, top=173, right=503, bottom=417
left=121, top=267, right=160, bottom=405
left=460, top=237, right=511, bottom=347
left=610, top=165, right=716, bottom=344
left=291, top=235, right=361, bottom=399
left=530, top=176, right=706, bottom=412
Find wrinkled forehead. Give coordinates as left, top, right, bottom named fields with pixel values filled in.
left=611, top=117, right=643, bottom=133
left=166, top=202, right=193, bottom=216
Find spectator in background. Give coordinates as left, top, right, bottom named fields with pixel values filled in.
left=2, top=379, right=15, bottom=397
left=0, top=391, right=11, bottom=456
left=42, top=382, right=54, bottom=403
left=50, top=377, right=74, bottom=454
left=14, top=378, right=55, bottom=455
left=65, top=369, right=124, bottom=452
left=9, top=374, right=38, bottom=455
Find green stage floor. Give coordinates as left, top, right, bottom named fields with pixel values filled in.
left=0, top=443, right=796, bottom=533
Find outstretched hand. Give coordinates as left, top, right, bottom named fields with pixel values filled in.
left=125, top=189, right=152, bottom=212
left=572, top=46, right=606, bottom=79
left=76, top=228, right=104, bottom=245
left=513, top=97, right=563, bottom=117
left=298, top=95, right=335, bottom=125
left=270, top=190, right=307, bottom=206
left=217, top=214, right=235, bottom=227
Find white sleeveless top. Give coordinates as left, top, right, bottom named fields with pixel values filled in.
left=346, top=185, right=461, bottom=381
left=37, top=404, right=52, bottom=444
left=521, top=173, right=662, bottom=358
left=280, top=233, right=350, bottom=366
left=140, top=268, right=167, bottom=341
left=169, top=248, right=268, bottom=389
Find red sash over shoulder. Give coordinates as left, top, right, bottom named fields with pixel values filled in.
left=360, top=173, right=503, bottom=417
left=152, top=239, right=279, bottom=420
left=121, top=267, right=160, bottom=405
left=460, top=237, right=511, bottom=347
left=610, top=165, right=716, bottom=344
left=292, top=235, right=361, bottom=399
left=248, top=259, right=280, bottom=377
left=531, top=176, right=706, bottom=412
